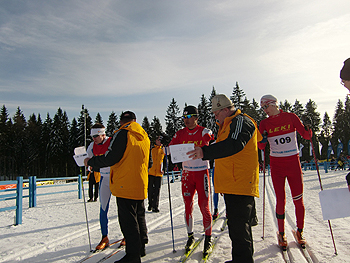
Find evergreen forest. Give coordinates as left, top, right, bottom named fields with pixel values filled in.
left=1, top=83, right=350, bottom=180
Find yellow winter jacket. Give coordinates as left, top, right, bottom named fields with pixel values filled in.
left=214, top=111, right=262, bottom=197
left=109, top=122, right=150, bottom=200
left=149, top=145, right=165, bottom=177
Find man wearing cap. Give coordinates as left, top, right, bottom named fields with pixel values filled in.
left=188, top=94, right=261, bottom=263
left=84, top=111, right=150, bottom=263
left=258, top=95, right=312, bottom=249
left=169, top=105, right=214, bottom=256
left=340, top=58, right=350, bottom=92
left=147, top=135, right=165, bottom=213
left=86, top=123, right=114, bottom=250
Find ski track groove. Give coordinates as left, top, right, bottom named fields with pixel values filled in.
left=264, top=173, right=317, bottom=263
left=1, top=195, right=184, bottom=262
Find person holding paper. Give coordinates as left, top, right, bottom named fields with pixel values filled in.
left=86, top=123, right=114, bottom=250
left=84, top=111, right=150, bottom=263
left=188, top=94, right=261, bottom=263
left=169, top=105, right=214, bottom=256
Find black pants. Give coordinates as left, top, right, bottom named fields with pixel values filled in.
left=224, top=194, right=254, bottom=263
left=148, top=175, right=162, bottom=209
left=116, top=197, right=148, bottom=257
left=88, top=173, right=99, bottom=200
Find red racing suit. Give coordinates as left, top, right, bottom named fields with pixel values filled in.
left=169, top=125, right=214, bottom=236
left=258, top=110, right=311, bottom=233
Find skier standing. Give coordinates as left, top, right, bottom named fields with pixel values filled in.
left=86, top=123, right=114, bottom=250
left=169, top=105, right=214, bottom=255
left=148, top=135, right=165, bottom=213
left=257, top=95, right=312, bottom=249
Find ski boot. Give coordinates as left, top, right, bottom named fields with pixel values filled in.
left=296, top=228, right=306, bottom=248
left=212, top=209, right=219, bottom=220
left=277, top=232, right=288, bottom=251
left=96, top=236, right=109, bottom=250
left=185, top=233, right=195, bottom=252
left=203, top=235, right=213, bottom=256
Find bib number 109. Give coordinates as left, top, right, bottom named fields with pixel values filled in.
left=274, top=136, right=291, bottom=145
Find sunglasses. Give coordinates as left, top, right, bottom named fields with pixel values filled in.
left=182, top=114, right=197, bottom=119
left=92, top=134, right=99, bottom=138
left=261, top=104, right=270, bottom=110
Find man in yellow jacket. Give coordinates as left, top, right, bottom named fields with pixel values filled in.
left=188, top=94, right=262, bottom=263
left=85, top=111, right=150, bottom=263
left=148, top=135, right=165, bottom=213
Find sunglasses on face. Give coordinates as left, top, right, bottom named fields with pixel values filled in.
left=182, top=114, right=196, bottom=119
left=261, top=104, right=270, bottom=110
left=92, top=135, right=99, bottom=138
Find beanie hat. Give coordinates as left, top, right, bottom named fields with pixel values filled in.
left=340, top=58, right=350, bottom=81
left=211, top=94, right=234, bottom=112
left=183, top=105, right=198, bottom=116
left=260, top=94, right=278, bottom=107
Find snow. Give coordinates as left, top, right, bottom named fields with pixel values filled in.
left=1, top=168, right=349, bottom=263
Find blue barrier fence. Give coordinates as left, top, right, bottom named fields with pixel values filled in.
left=0, top=175, right=86, bottom=225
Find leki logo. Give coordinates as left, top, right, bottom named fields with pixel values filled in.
left=268, top=124, right=291, bottom=134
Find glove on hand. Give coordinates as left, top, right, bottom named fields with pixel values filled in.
left=260, top=131, right=268, bottom=143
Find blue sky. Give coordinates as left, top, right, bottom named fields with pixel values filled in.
left=1, top=0, right=350, bottom=127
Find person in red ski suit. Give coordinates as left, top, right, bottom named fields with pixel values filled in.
left=169, top=105, right=214, bottom=254
left=258, top=95, right=312, bottom=248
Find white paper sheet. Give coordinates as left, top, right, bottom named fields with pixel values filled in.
left=74, top=146, right=86, bottom=155
left=73, top=147, right=88, bottom=167
left=319, top=188, right=350, bottom=220
left=169, top=144, right=195, bottom=163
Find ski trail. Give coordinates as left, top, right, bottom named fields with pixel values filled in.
left=1, top=194, right=184, bottom=262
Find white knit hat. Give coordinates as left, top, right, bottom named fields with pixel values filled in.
left=211, top=94, right=234, bottom=112
left=260, top=94, right=278, bottom=107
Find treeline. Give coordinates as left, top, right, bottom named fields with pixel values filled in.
left=1, top=83, right=350, bottom=180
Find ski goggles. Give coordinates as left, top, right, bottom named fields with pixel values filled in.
left=182, top=114, right=197, bottom=119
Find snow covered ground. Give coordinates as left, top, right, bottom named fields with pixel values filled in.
left=0, top=168, right=349, bottom=263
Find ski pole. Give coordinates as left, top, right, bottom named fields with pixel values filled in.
left=308, top=128, right=338, bottom=255
left=81, top=173, right=93, bottom=251
left=164, top=147, right=176, bottom=253
left=261, top=150, right=266, bottom=240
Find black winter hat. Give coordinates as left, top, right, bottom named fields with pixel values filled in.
left=183, top=105, right=198, bottom=116
left=340, top=58, right=350, bottom=81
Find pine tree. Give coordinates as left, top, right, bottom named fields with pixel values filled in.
left=142, top=116, right=151, bottom=136
left=197, top=94, right=211, bottom=128
left=77, top=105, right=93, bottom=148
left=292, top=99, right=305, bottom=119
left=165, top=98, right=182, bottom=139
left=26, top=113, right=42, bottom=176
left=319, top=112, right=332, bottom=159
left=304, top=99, right=321, bottom=159
left=11, top=107, right=27, bottom=176
left=50, top=108, right=70, bottom=176
left=150, top=116, right=163, bottom=144
left=0, top=105, right=10, bottom=179
left=208, top=87, right=218, bottom=137
left=279, top=100, right=292, bottom=112
left=69, top=118, right=80, bottom=175
left=230, top=82, right=245, bottom=110
left=95, top=112, right=103, bottom=125
left=106, top=111, right=119, bottom=136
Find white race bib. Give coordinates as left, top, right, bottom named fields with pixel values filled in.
left=268, top=131, right=299, bottom=157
